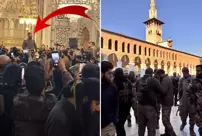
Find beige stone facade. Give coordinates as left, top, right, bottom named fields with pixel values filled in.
left=101, top=29, right=201, bottom=76
left=0, top=0, right=100, bottom=48
left=101, top=0, right=201, bottom=76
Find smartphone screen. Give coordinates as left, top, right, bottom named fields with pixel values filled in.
left=51, top=53, right=59, bottom=66
left=23, top=50, right=28, bottom=54
left=11, top=52, right=14, bottom=57
left=21, top=68, right=25, bottom=79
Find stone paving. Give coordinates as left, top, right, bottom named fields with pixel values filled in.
left=125, top=106, right=200, bottom=136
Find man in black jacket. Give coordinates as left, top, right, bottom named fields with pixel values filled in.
left=156, top=69, right=177, bottom=136
left=101, top=61, right=118, bottom=136
left=46, top=81, right=82, bottom=136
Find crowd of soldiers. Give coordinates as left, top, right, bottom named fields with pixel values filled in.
left=101, top=60, right=202, bottom=136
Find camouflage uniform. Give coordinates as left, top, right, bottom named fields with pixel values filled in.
left=178, top=76, right=196, bottom=135
left=187, top=78, right=202, bottom=135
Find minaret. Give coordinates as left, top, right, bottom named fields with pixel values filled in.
left=144, top=0, right=164, bottom=44
left=149, top=0, right=157, bottom=18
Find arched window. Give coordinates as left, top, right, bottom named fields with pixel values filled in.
left=160, top=51, right=162, bottom=58
left=115, top=40, right=118, bottom=51
left=101, top=37, right=103, bottom=48
left=127, top=43, right=130, bottom=53
left=134, top=44, right=136, bottom=54
left=139, top=46, right=141, bottom=55
left=149, top=48, right=151, bottom=56
left=167, top=52, right=168, bottom=59
left=108, top=39, right=112, bottom=49
left=172, top=53, right=174, bottom=60
left=169, top=53, right=171, bottom=59
left=153, top=49, right=155, bottom=57
left=156, top=50, right=158, bottom=57
left=145, top=47, right=147, bottom=56
left=122, top=42, right=125, bottom=52
left=175, top=54, right=177, bottom=60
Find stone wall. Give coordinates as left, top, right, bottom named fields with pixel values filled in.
left=101, top=30, right=201, bottom=76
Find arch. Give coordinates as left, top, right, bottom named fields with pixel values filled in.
left=134, top=57, right=141, bottom=71
left=122, top=42, right=125, bottom=52
left=161, top=60, right=165, bottom=69
left=121, top=55, right=130, bottom=67
left=127, top=43, right=130, bottom=53
left=134, top=56, right=142, bottom=66
left=174, top=62, right=177, bottom=68
left=167, top=61, right=171, bottom=69
left=80, top=27, right=90, bottom=47
left=145, top=58, right=151, bottom=68
left=114, top=40, right=118, bottom=51
left=108, top=53, right=118, bottom=66
left=154, top=60, right=158, bottom=70
left=108, top=39, right=112, bottom=49
left=101, top=37, right=103, bottom=48
left=183, top=63, right=185, bottom=67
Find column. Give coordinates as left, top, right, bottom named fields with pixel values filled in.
left=169, top=66, right=173, bottom=76
left=42, top=0, right=52, bottom=46
left=9, top=19, right=14, bottom=38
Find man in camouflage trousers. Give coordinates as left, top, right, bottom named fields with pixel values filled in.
left=178, top=67, right=196, bottom=136
left=187, top=65, right=202, bottom=135
left=156, top=69, right=177, bottom=136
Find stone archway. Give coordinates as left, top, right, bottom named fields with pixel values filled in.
left=80, top=27, right=90, bottom=48
left=161, top=60, right=165, bottom=70
left=145, top=58, right=151, bottom=68
left=121, top=55, right=130, bottom=68
left=154, top=60, right=158, bottom=70
left=134, top=57, right=141, bottom=72
left=108, top=53, right=118, bottom=67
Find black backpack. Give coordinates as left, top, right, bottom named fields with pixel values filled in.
left=137, top=77, right=157, bottom=106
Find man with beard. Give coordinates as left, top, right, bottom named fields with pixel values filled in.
left=101, top=61, right=118, bottom=136
left=178, top=67, right=196, bottom=136
left=187, top=65, right=202, bottom=135
left=156, top=69, right=177, bottom=136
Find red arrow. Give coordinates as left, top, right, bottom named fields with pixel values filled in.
left=34, top=5, right=91, bottom=34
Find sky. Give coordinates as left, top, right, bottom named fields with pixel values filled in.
left=101, top=0, right=202, bottom=56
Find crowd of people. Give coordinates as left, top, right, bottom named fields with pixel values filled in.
left=101, top=60, right=202, bottom=136
left=0, top=32, right=100, bottom=136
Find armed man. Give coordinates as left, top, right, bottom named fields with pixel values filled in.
left=187, top=65, right=202, bottom=135
left=178, top=67, right=196, bottom=136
